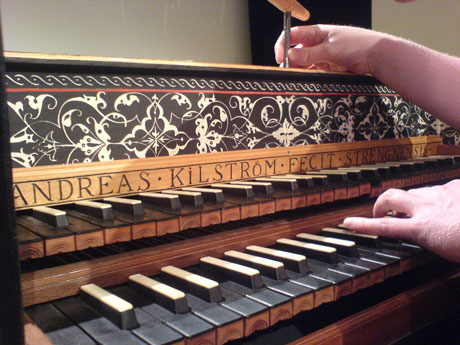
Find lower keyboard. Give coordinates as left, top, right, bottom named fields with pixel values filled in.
left=24, top=200, right=450, bottom=345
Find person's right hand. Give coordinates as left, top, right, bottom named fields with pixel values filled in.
left=274, top=24, right=386, bottom=75
left=343, top=180, right=460, bottom=263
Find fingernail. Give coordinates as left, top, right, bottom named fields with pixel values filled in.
left=343, top=217, right=356, bottom=227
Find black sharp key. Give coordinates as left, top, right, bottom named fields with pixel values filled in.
left=200, top=256, right=264, bottom=290
left=109, top=285, right=193, bottom=345
left=210, top=183, right=254, bottom=199
left=182, top=187, right=224, bottom=203
left=278, top=175, right=315, bottom=188
left=292, top=233, right=387, bottom=273
left=323, top=226, right=406, bottom=275
left=162, top=190, right=204, bottom=208
left=111, top=285, right=214, bottom=341
left=79, top=283, right=138, bottom=330
left=184, top=266, right=270, bottom=320
left=304, top=174, right=329, bottom=186
left=245, top=245, right=309, bottom=274
left=139, top=192, right=181, bottom=210
left=160, top=265, right=223, bottom=303
left=361, top=165, right=392, bottom=178
left=336, top=224, right=418, bottom=257
left=274, top=238, right=368, bottom=284
left=276, top=238, right=339, bottom=264
left=129, top=274, right=189, bottom=314
left=235, top=245, right=335, bottom=302
left=103, top=197, right=144, bottom=217
left=26, top=303, right=96, bottom=345
left=223, top=250, right=314, bottom=309
left=375, top=162, right=404, bottom=175
left=321, top=227, right=383, bottom=248
left=295, top=233, right=360, bottom=257
left=255, top=177, right=299, bottom=191
left=63, top=206, right=128, bottom=237
left=224, top=250, right=287, bottom=281
left=75, top=200, right=114, bottom=220
left=230, top=181, right=274, bottom=196
left=306, top=171, right=348, bottom=184
left=312, top=170, right=350, bottom=184
left=32, top=206, right=69, bottom=227
left=334, top=169, right=364, bottom=181
left=245, top=245, right=343, bottom=289
left=196, top=263, right=291, bottom=309
left=145, top=272, right=242, bottom=330
left=339, top=166, right=381, bottom=179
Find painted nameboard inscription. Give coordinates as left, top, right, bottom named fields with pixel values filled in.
left=13, top=143, right=429, bottom=209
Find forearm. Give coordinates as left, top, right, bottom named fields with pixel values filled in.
left=368, top=35, right=460, bottom=129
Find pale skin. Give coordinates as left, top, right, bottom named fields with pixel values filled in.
left=274, top=24, right=460, bottom=262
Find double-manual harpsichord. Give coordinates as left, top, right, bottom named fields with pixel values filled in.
left=2, top=52, right=460, bottom=345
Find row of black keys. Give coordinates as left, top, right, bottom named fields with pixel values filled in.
left=27, top=225, right=424, bottom=345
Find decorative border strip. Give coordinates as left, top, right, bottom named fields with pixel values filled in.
left=5, top=73, right=395, bottom=94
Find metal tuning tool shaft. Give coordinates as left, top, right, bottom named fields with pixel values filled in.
left=267, top=0, right=310, bottom=68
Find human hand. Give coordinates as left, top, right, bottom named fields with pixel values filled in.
left=274, top=24, right=387, bottom=74
left=343, top=180, right=460, bottom=263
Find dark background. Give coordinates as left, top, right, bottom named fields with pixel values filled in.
left=248, top=0, right=372, bottom=66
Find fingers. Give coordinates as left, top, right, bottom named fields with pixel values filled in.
left=287, top=45, right=331, bottom=68
left=372, top=188, right=421, bottom=218
left=275, top=25, right=328, bottom=65
left=274, top=31, right=286, bottom=64
left=343, top=216, right=417, bottom=242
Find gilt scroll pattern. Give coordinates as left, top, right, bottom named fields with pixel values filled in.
left=6, top=73, right=440, bottom=168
